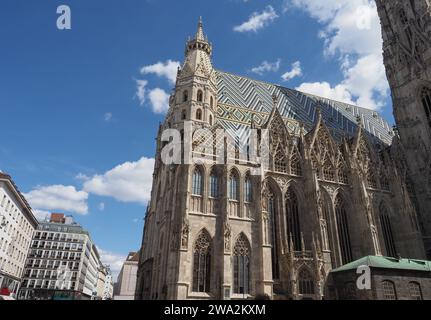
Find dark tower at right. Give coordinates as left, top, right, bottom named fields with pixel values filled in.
left=376, top=0, right=431, bottom=258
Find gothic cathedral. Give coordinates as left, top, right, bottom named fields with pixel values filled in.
left=136, top=2, right=430, bottom=299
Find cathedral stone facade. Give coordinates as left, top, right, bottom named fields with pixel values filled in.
left=136, top=9, right=428, bottom=300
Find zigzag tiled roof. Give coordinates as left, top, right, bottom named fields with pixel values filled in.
left=216, top=71, right=394, bottom=145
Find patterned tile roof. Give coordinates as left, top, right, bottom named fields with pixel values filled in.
left=216, top=71, right=394, bottom=145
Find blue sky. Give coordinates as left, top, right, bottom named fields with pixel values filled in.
left=0, top=0, right=392, bottom=278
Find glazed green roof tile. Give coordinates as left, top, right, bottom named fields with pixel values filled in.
left=331, top=256, right=431, bottom=273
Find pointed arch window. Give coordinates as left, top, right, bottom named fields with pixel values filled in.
left=274, top=146, right=287, bottom=173
left=367, top=170, right=378, bottom=189
left=196, top=109, right=202, bottom=121
left=183, top=90, right=189, bottom=102
left=181, top=110, right=187, bottom=120
left=210, top=96, right=214, bottom=108
left=335, top=195, right=353, bottom=264
left=323, top=159, right=335, bottom=181
left=408, top=282, right=422, bottom=300
left=192, top=167, right=203, bottom=196
left=209, top=170, right=219, bottom=198
left=380, top=171, right=390, bottom=191
left=286, top=188, right=301, bottom=251
left=290, top=151, right=302, bottom=176
left=380, top=204, right=397, bottom=258
left=382, top=280, right=397, bottom=300
left=197, top=90, right=203, bottom=102
left=233, top=234, right=250, bottom=295
left=421, top=88, right=431, bottom=127
left=244, top=175, right=252, bottom=203
left=192, top=231, right=212, bottom=293
left=298, top=268, right=315, bottom=295
left=267, top=191, right=279, bottom=279
left=229, top=171, right=239, bottom=201
left=209, top=115, right=213, bottom=126
left=338, top=164, right=348, bottom=184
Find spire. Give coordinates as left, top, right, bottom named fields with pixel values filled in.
left=196, top=16, right=205, bottom=41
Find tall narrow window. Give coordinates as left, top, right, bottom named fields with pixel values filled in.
left=233, top=234, right=250, bottom=295
left=298, top=269, right=315, bottom=295
left=196, top=109, right=202, bottom=120
left=380, top=171, right=390, bottom=191
left=335, top=195, right=353, bottom=264
left=290, top=151, right=302, bottom=176
left=380, top=204, right=397, bottom=257
left=286, top=188, right=301, bottom=251
left=323, top=159, right=335, bottom=181
left=422, top=88, right=431, bottom=126
left=209, top=171, right=218, bottom=198
left=229, top=171, right=239, bottom=201
left=181, top=110, right=187, bottom=120
left=382, top=280, right=397, bottom=300
left=244, top=176, right=252, bottom=203
left=209, top=115, right=213, bottom=126
left=268, top=192, right=279, bottom=279
left=192, top=167, right=203, bottom=196
left=197, top=90, right=203, bottom=102
left=183, top=90, right=189, bottom=102
left=367, top=170, right=378, bottom=189
left=210, top=96, right=214, bottom=108
left=338, top=165, right=348, bottom=184
left=192, top=230, right=212, bottom=293
left=274, top=146, right=287, bottom=173
left=408, top=282, right=422, bottom=300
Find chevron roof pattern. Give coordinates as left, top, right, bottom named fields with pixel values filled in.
left=216, top=71, right=394, bottom=146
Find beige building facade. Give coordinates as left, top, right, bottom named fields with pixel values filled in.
left=136, top=12, right=428, bottom=300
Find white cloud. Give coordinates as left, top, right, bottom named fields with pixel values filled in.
left=32, top=209, right=51, bottom=222
left=24, top=185, right=89, bottom=215
left=140, top=60, right=180, bottom=85
left=296, top=81, right=354, bottom=105
left=83, top=157, right=155, bottom=205
left=104, top=112, right=112, bottom=122
left=98, top=248, right=127, bottom=281
left=250, top=59, right=281, bottom=75
left=148, top=88, right=170, bottom=114
left=290, top=0, right=389, bottom=110
left=136, top=79, right=148, bottom=106
left=281, top=61, right=303, bottom=81
left=98, top=202, right=105, bottom=211
left=234, top=6, right=279, bottom=33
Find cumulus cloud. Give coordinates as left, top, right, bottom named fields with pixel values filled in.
left=296, top=81, right=354, bottom=105
left=140, top=60, right=180, bottom=85
left=98, top=248, right=127, bottom=281
left=250, top=59, right=281, bottom=75
left=148, top=88, right=170, bottom=114
left=24, top=185, right=89, bottom=215
left=290, top=0, right=389, bottom=110
left=234, top=6, right=279, bottom=33
left=281, top=61, right=303, bottom=81
left=32, top=209, right=51, bottom=222
left=82, top=157, right=155, bottom=205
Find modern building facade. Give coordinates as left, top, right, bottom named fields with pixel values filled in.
left=326, top=256, right=431, bottom=300
left=0, top=173, right=38, bottom=298
left=376, top=0, right=431, bottom=257
left=135, top=18, right=426, bottom=300
left=114, top=252, right=138, bottom=300
left=18, top=213, right=102, bottom=300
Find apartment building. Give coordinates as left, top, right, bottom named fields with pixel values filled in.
left=18, top=213, right=102, bottom=300
left=0, top=173, right=38, bottom=298
left=114, top=252, right=138, bottom=300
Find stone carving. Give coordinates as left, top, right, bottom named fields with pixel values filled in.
left=181, top=217, right=189, bottom=249
left=224, top=222, right=231, bottom=252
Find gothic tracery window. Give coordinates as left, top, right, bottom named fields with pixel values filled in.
left=244, top=175, right=252, bottom=203
left=229, top=171, right=239, bottom=201
left=298, top=268, right=315, bottom=295
left=196, top=109, right=202, bottom=121
left=380, top=171, right=390, bottom=191
left=367, top=170, right=378, bottom=189
left=290, top=151, right=302, bottom=176
left=286, top=188, right=301, bottom=251
left=267, top=191, right=279, bottom=280
left=192, top=230, right=212, bottom=293
left=338, top=164, right=348, bottom=184
left=233, top=234, right=251, bottom=295
left=192, top=167, right=203, bottom=196
left=380, top=203, right=397, bottom=258
left=197, top=90, right=203, bottom=102
left=323, top=159, right=335, bottom=181
left=209, top=170, right=219, bottom=198
left=274, top=145, right=287, bottom=173
left=335, top=194, right=353, bottom=264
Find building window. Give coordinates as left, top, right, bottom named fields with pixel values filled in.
left=244, top=176, right=252, bottom=203
left=209, top=115, right=213, bottom=126
left=298, top=269, right=315, bottom=295
left=290, top=151, right=302, bottom=176
left=408, top=282, right=422, bottom=300
left=229, top=171, right=239, bottom=201
left=338, top=165, right=348, bottom=184
left=421, top=88, right=431, bottom=126
left=382, top=280, right=397, bottom=300
left=335, top=194, right=353, bottom=264
left=380, top=171, right=390, bottom=191
left=286, top=188, right=301, bottom=251
left=183, top=90, right=189, bottom=102
left=367, top=170, right=378, bottom=189
left=274, top=146, right=287, bottom=173
left=192, top=230, right=212, bottom=293
left=233, top=234, right=250, bottom=295
left=192, top=167, right=203, bottom=196
left=210, top=96, right=214, bottom=108
left=196, top=109, right=202, bottom=121
left=209, top=171, right=218, bottom=198
left=323, top=160, right=335, bottom=181
left=267, top=192, right=279, bottom=279
left=181, top=110, right=187, bottom=120
left=380, top=204, right=397, bottom=258
left=197, top=90, right=203, bottom=102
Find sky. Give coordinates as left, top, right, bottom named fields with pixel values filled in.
left=0, top=0, right=393, bottom=279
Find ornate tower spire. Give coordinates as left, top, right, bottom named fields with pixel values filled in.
left=196, top=16, right=205, bottom=41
